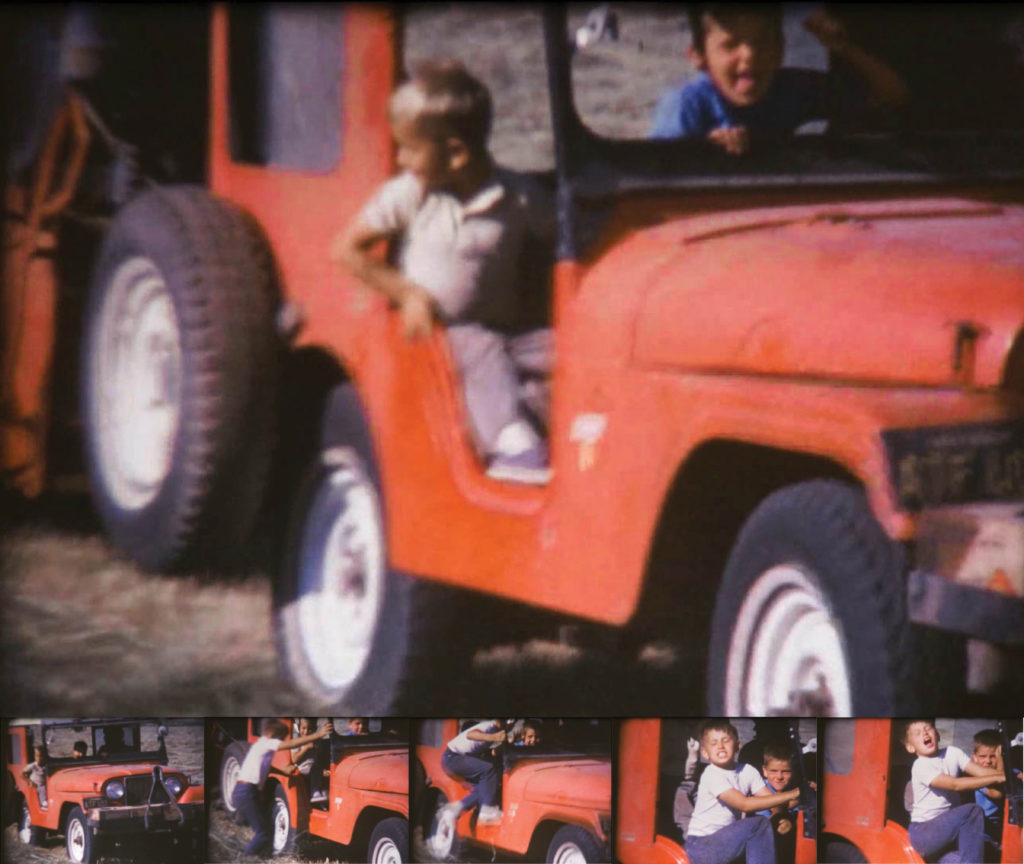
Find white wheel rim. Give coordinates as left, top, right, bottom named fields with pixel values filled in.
left=68, top=818, right=87, bottom=862
left=92, top=255, right=181, bottom=510
left=272, top=797, right=291, bottom=853
left=427, top=807, right=455, bottom=859
left=297, top=448, right=385, bottom=690
left=372, top=835, right=403, bottom=864
left=19, top=804, right=32, bottom=844
left=222, top=756, right=240, bottom=812
left=551, top=841, right=587, bottom=864
left=725, top=564, right=852, bottom=716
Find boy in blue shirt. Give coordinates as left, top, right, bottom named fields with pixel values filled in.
left=972, top=729, right=1005, bottom=860
left=651, top=4, right=907, bottom=154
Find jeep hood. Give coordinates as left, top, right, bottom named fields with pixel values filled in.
left=48, top=762, right=167, bottom=794
left=346, top=750, right=408, bottom=795
left=518, top=759, right=611, bottom=811
left=630, top=199, right=1024, bottom=388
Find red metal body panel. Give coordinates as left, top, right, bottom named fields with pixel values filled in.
left=204, top=6, right=1024, bottom=629
left=417, top=723, right=611, bottom=857
left=246, top=720, right=407, bottom=846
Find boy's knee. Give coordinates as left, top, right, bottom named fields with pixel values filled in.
left=965, top=804, right=984, bottom=825
left=751, top=815, right=772, bottom=836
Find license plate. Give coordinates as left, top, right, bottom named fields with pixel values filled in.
left=882, top=421, right=1024, bottom=510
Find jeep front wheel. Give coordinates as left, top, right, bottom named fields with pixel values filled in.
left=707, top=480, right=908, bottom=716
left=65, top=806, right=96, bottom=863
left=369, top=816, right=408, bottom=864
left=271, top=785, right=296, bottom=855
left=546, top=825, right=606, bottom=863
left=275, top=385, right=466, bottom=712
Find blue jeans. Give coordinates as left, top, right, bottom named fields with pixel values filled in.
left=909, top=804, right=984, bottom=864
left=687, top=816, right=774, bottom=864
left=233, top=782, right=270, bottom=856
left=441, top=749, right=499, bottom=812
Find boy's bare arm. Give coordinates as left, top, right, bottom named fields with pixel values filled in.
left=331, top=220, right=436, bottom=339
left=719, top=785, right=799, bottom=813
left=804, top=11, right=909, bottom=109
left=467, top=729, right=507, bottom=744
left=930, top=767, right=1004, bottom=792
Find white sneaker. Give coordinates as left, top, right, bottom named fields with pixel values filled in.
left=477, top=805, right=503, bottom=825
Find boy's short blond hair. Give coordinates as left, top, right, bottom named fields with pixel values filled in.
left=697, top=718, right=739, bottom=744
left=973, top=729, right=1001, bottom=751
left=901, top=719, right=936, bottom=744
left=389, top=59, right=493, bottom=155
left=263, top=719, right=290, bottom=740
left=762, top=741, right=793, bottom=765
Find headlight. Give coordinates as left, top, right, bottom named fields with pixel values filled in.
left=105, top=780, right=125, bottom=800
left=164, top=776, right=183, bottom=797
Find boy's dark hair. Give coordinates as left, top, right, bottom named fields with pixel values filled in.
left=901, top=719, right=936, bottom=744
left=73, top=741, right=88, bottom=755
left=697, top=718, right=739, bottom=743
left=34, top=745, right=48, bottom=757
left=973, top=729, right=1001, bottom=750
left=300, top=717, right=318, bottom=729
left=686, top=4, right=783, bottom=52
left=762, top=741, right=793, bottom=765
left=391, top=58, right=493, bottom=155
left=263, top=719, right=290, bottom=740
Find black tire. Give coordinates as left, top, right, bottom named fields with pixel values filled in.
left=219, top=740, right=250, bottom=824
left=81, top=185, right=278, bottom=572
left=546, top=824, right=607, bottom=863
left=18, top=798, right=44, bottom=846
left=368, top=816, right=409, bottom=863
left=271, top=785, right=296, bottom=855
left=274, top=384, right=474, bottom=713
left=707, top=480, right=909, bottom=716
left=823, top=838, right=868, bottom=863
left=65, top=806, right=96, bottom=863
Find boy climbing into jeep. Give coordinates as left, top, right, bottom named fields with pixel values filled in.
left=686, top=720, right=800, bottom=864
left=903, top=719, right=1004, bottom=864
left=651, top=3, right=908, bottom=153
left=333, top=58, right=555, bottom=484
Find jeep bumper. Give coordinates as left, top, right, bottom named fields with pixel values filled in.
left=908, top=503, right=1023, bottom=645
left=85, top=801, right=204, bottom=836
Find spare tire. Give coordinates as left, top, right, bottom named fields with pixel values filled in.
left=81, top=185, right=278, bottom=571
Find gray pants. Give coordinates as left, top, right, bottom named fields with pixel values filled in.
left=446, top=324, right=553, bottom=455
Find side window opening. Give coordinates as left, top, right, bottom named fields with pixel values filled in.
left=228, top=4, right=343, bottom=171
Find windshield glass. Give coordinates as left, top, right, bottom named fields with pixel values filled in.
left=568, top=4, right=1024, bottom=184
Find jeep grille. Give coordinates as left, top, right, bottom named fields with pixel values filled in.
left=123, top=774, right=170, bottom=805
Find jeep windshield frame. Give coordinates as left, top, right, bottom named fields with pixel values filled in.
left=542, top=6, right=1024, bottom=226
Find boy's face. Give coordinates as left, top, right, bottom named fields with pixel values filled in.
left=763, top=757, right=793, bottom=790
left=299, top=720, right=314, bottom=736
left=701, top=729, right=738, bottom=768
left=348, top=718, right=366, bottom=735
left=691, top=11, right=783, bottom=107
left=522, top=727, right=538, bottom=746
left=974, top=745, right=1000, bottom=770
left=392, top=119, right=456, bottom=192
left=905, top=722, right=940, bottom=757
left=34, top=749, right=46, bottom=763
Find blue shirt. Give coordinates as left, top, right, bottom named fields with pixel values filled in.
left=975, top=789, right=1003, bottom=839
left=651, top=69, right=830, bottom=139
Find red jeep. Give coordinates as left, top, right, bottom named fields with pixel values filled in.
left=822, top=718, right=1023, bottom=864
left=414, top=718, right=612, bottom=863
left=616, top=719, right=817, bottom=864
left=4, top=718, right=204, bottom=863
left=217, top=717, right=409, bottom=863
left=4, top=5, right=1023, bottom=715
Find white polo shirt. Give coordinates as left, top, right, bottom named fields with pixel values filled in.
left=910, top=745, right=970, bottom=823
left=358, top=167, right=554, bottom=330
left=687, top=762, right=767, bottom=838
